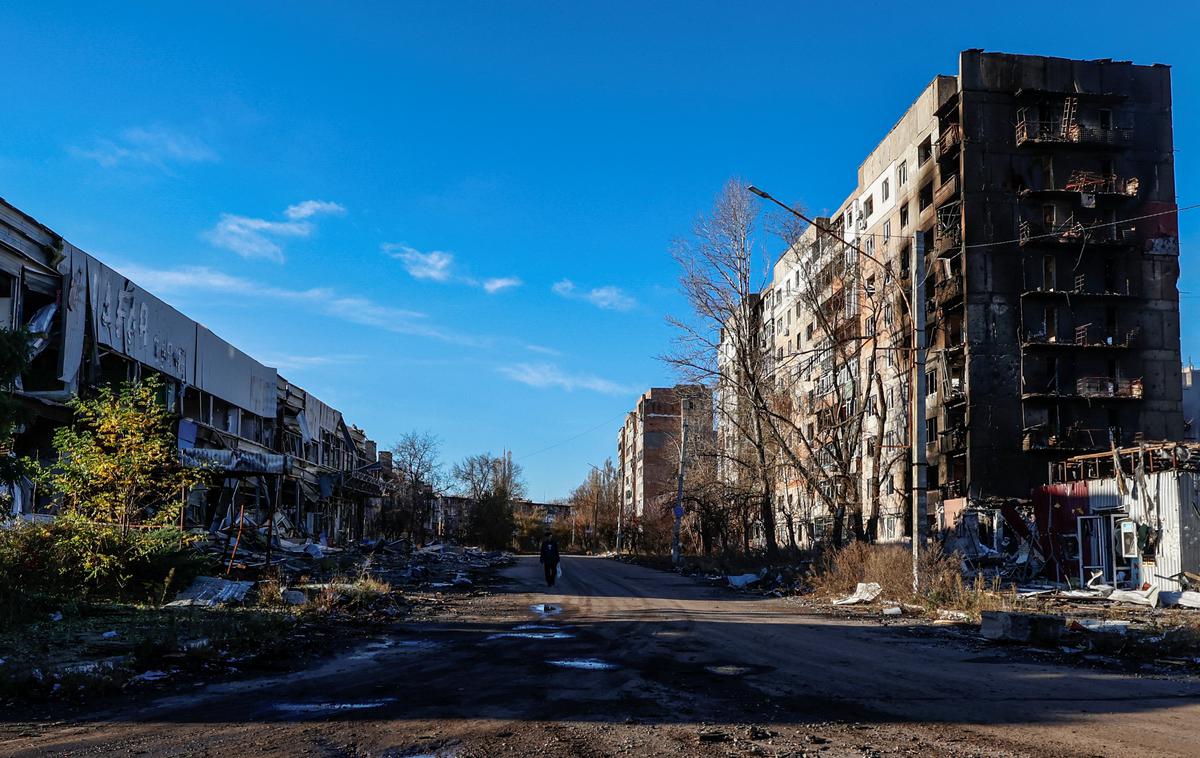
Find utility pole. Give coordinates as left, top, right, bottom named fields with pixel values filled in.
left=910, top=232, right=928, bottom=593
left=672, top=416, right=689, bottom=566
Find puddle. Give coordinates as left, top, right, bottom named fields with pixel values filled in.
left=349, top=638, right=441, bottom=660
left=705, top=665, right=752, bottom=677
left=547, top=658, right=618, bottom=670
left=530, top=603, right=562, bottom=616
left=275, top=698, right=396, bottom=713
left=487, top=631, right=574, bottom=641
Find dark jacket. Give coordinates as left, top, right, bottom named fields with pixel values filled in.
left=540, top=539, right=560, bottom=564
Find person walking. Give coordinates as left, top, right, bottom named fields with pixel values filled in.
left=539, top=531, right=560, bottom=587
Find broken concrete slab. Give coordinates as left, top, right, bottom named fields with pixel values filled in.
left=166, top=576, right=255, bottom=607
left=981, top=611, right=1064, bottom=645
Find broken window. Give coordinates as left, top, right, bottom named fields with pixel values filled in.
left=882, top=179, right=890, bottom=202
left=919, top=182, right=933, bottom=211
left=900, top=203, right=909, bottom=228
left=864, top=195, right=874, bottom=218
left=898, top=160, right=908, bottom=187
left=918, top=136, right=932, bottom=166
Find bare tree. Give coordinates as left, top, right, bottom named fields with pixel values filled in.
left=567, top=459, right=620, bottom=551
left=668, top=179, right=912, bottom=554
left=391, top=430, right=443, bottom=541
left=452, top=451, right=527, bottom=501
left=664, top=179, right=780, bottom=560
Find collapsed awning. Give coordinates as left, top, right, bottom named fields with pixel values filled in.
left=180, top=447, right=288, bottom=474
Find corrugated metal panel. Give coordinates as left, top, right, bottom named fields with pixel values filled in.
left=1110, top=469, right=1200, bottom=591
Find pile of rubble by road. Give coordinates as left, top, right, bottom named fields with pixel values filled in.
left=0, top=536, right=512, bottom=704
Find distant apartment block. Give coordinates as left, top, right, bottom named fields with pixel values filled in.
left=617, top=385, right=714, bottom=523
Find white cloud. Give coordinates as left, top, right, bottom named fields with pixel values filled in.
left=483, top=277, right=523, bottom=294
left=498, top=362, right=631, bottom=395
left=206, top=201, right=345, bottom=263
left=524, top=343, right=562, bottom=356
left=385, top=244, right=520, bottom=294
left=552, top=279, right=636, bottom=311
left=72, top=125, right=217, bottom=169
left=387, top=246, right=455, bottom=282
left=114, top=263, right=482, bottom=346
left=285, top=200, right=346, bottom=220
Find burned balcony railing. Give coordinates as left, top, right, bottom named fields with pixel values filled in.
left=1015, top=120, right=1133, bottom=147
left=936, top=123, right=962, bottom=157
left=1063, top=171, right=1140, bottom=197
left=1076, top=376, right=1144, bottom=399
left=934, top=202, right=962, bottom=253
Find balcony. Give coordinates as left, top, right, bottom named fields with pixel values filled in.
left=936, top=123, right=962, bottom=158
left=1015, top=120, right=1133, bottom=148
left=1018, top=214, right=1136, bottom=248
left=1022, top=425, right=1113, bottom=453
left=934, top=202, right=962, bottom=254
left=938, top=427, right=967, bottom=455
left=1021, top=325, right=1138, bottom=350
left=933, top=275, right=963, bottom=308
left=933, top=173, right=960, bottom=208
left=1077, top=376, right=1144, bottom=399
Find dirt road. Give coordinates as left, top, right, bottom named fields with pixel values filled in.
left=2, top=555, right=1198, bottom=757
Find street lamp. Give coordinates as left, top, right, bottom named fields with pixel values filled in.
left=747, top=183, right=929, bottom=592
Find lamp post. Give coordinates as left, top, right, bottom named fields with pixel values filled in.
left=747, top=184, right=928, bottom=591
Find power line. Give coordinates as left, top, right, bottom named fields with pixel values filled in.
left=517, top=411, right=628, bottom=461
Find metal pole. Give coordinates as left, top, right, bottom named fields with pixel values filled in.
left=672, top=418, right=689, bottom=566
left=911, top=231, right=928, bottom=593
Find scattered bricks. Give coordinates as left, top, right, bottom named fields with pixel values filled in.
left=981, top=611, right=1064, bottom=646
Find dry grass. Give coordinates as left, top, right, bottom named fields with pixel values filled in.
left=308, top=574, right=393, bottom=614
left=811, top=542, right=1015, bottom=618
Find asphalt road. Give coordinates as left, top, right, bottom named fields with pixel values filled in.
left=2, top=555, right=1198, bottom=756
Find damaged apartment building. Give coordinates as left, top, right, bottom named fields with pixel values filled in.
left=722, top=50, right=1183, bottom=549
left=1, top=197, right=401, bottom=543
left=617, top=386, right=714, bottom=544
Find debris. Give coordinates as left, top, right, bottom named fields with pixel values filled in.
left=832, top=582, right=883, bottom=606
left=167, top=576, right=255, bottom=607
left=937, top=609, right=971, bottom=622
left=1160, top=590, right=1200, bottom=609
left=698, top=730, right=731, bottom=743
left=980, top=611, right=1064, bottom=645
left=452, top=573, right=473, bottom=587
left=131, top=670, right=169, bottom=682
left=727, top=573, right=761, bottom=589
left=882, top=606, right=903, bottom=617
left=1069, top=618, right=1130, bottom=635
left=281, top=589, right=307, bottom=606
left=100, top=630, right=119, bottom=639
left=49, top=612, right=63, bottom=622
left=1108, top=586, right=1160, bottom=608
left=303, top=543, right=325, bottom=559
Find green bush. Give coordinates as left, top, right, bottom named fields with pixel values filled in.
left=0, top=515, right=206, bottom=611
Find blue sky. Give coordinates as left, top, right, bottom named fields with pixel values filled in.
left=3, top=1, right=1200, bottom=499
